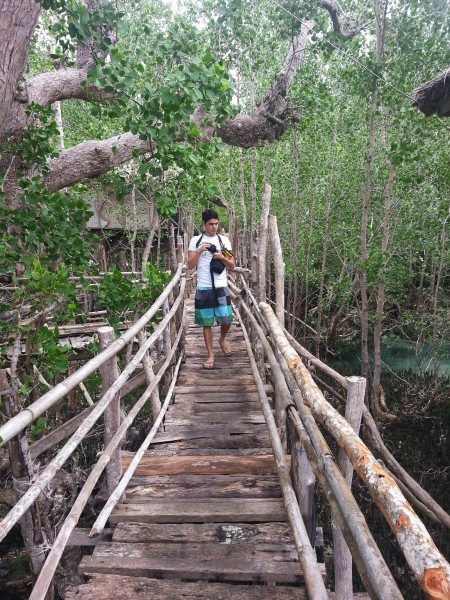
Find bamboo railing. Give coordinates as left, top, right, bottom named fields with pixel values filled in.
left=2, top=251, right=450, bottom=600
left=231, top=269, right=450, bottom=600
left=0, top=265, right=186, bottom=599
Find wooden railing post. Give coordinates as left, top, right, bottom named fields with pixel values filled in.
left=268, top=215, right=285, bottom=328
left=257, top=182, right=271, bottom=303
left=98, top=326, right=121, bottom=495
left=163, top=297, right=172, bottom=356
left=290, top=424, right=316, bottom=543
left=332, top=375, right=366, bottom=600
left=137, top=330, right=161, bottom=422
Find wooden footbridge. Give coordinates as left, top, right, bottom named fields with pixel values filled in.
left=1, top=264, right=449, bottom=600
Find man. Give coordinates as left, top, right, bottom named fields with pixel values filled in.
left=187, top=209, right=235, bottom=369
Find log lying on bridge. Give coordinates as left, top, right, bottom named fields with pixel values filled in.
left=260, top=302, right=450, bottom=600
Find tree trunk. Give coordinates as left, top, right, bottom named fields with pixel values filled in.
left=372, top=101, right=396, bottom=415
left=0, top=0, right=41, bottom=135
left=141, top=201, right=159, bottom=273
left=303, top=182, right=316, bottom=337
left=316, top=109, right=339, bottom=357
left=291, top=129, right=300, bottom=336
left=250, top=148, right=258, bottom=283
left=257, top=182, right=272, bottom=303
left=268, top=215, right=285, bottom=327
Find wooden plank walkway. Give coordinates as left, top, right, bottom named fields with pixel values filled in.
left=67, top=308, right=327, bottom=599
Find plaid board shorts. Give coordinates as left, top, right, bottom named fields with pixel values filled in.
left=194, top=286, right=233, bottom=326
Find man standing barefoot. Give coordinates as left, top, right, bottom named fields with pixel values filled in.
left=187, top=209, right=235, bottom=369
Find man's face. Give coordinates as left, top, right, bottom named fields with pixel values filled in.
left=204, top=218, right=219, bottom=237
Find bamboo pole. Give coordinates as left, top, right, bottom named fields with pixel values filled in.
left=268, top=215, right=285, bottom=327
left=290, top=428, right=315, bottom=543
left=238, top=296, right=392, bottom=587
left=283, top=326, right=450, bottom=529
left=0, top=265, right=183, bottom=446
left=29, top=319, right=184, bottom=600
left=287, top=395, right=400, bottom=600
left=234, top=304, right=328, bottom=600
left=98, top=327, right=122, bottom=495
left=137, top=330, right=161, bottom=420
left=257, top=182, right=271, bottom=303
left=0, top=278, right=186, bottom=543
left=260, top=301, right=450, bottom=600
left=333, top=376, right=366, bottom=600
left=90, top=351, right=184, bottom=538
left=29, top=405, right=95, bottom=460
left=238, top=299, right=287, bottom=445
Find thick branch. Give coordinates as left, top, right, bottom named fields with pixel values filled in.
left=213, top=21, right=313, bottom=148
left=16, top=68, right=113, bottom=107
left=321, top=0, right=367, bottom=39
left=45, top=23, right=314, bottom=187
left=45, top=133, right=154, bottom=192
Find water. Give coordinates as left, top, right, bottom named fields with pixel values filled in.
left=333, top=338, right=450, bottom=378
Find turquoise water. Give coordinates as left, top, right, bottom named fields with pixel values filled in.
left=333, top=338, right=450, bottom=378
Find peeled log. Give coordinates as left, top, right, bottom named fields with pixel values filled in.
left=260, top=302, right=450, bottom=600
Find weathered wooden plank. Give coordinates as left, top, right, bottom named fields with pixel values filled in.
left=148, top=432, right=271, bottom=451
left=150, top=426, right=231, bottom=444
left=79, top=554, right=316, bottom=584
left=66, top=574, right=308, bottom=600
left=145, top=448, right=273, bottom=457
left=91, top=541, right=298, bottom=562
left=194, top=394, right=261, bottom=403
left=124, top=474, right=282, bottom=500
left=67, top=528, right=113, bottom=546
left=177, top=374, right=255, bottom=384
left=161, top=424, right=267, bottom=435
left=109, top=498, right=287, bottom=524
left=113, top=521, right=293, bottom=544
left=121, top=454, right=284, bottom=476
left=183, top=361, right=251, bottom=368
left=173, top=385, right=258, bottom=394
left=163, top=414, right=266, bottom=425
left=167, top=402, right=261, bottom=415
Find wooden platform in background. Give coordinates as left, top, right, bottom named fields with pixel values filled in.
left=67, top=303, right=328, bottom=599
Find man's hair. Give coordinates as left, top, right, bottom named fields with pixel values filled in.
left=202, top=208, right=219, bottom=223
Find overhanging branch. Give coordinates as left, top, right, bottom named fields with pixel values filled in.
left=321, top=0, right=367, bottom=39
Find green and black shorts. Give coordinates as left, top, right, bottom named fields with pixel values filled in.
left=194, top=286, right=233, bottom=326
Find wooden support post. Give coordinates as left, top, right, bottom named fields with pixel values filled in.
left=137, top=331, right=161, bottom=422
left=291, top=425, right=316, bottom=543
left=257, top=182, right=271, bottom=303
left=251, top=227, right=258, bottom=286
left=169, top=221, right=177, bottom=274
left=163, top=298, right=172, bottom=356
left=333, top=375, right=366, bottom=600
left=268, top=215, right=285, bottom=328
left=177, top=235, right=184, bottom=264
left=98, top=327, right=121, bottom=495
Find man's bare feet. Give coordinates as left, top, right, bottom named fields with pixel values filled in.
left=203, top=356, right=215, bottom=369
left=218, top=339, right=232, bottom=355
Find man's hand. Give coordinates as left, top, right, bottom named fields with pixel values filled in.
left=213, top=251, right=235, bottom=270
left=198, top=242, right=211, bottom=253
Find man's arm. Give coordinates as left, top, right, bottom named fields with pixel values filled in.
left=187, top=241, right=211, bottom=270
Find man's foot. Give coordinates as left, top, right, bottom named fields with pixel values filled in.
left=218, top=339, right=232, bottom=355
left=203, top=357, right=215, bottom=369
